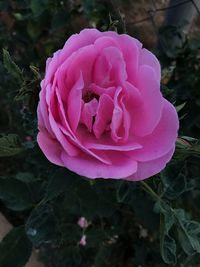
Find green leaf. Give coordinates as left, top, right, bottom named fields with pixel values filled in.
left=0, top=226, right=32, bottom=267
left=30, top=0, right=49, bottom=17
left=77, top=180, right=116, bottom=219
left=27, top=21, right=43, bottom=40
left=95, top=245, right=112, bottom=267
left=0, top=177, right=33, bottom=211
left=51, top=10, right=68, bottom=30
left=60, top=224, right=82, bottom=244
left=2, top=49, right=23, bottom=85
left=177, top=221, right=200, bottom=255
left=159, top=204, right=177, bottom=265
left=45, top=168, right=78, bottom=202
left=15, top=172, right=37, bottom=183
left=0, top=134, right=24, bottom=157
left=58, top=246, right=82, bottom=266
left=116, top=181, right=130, bottom=203
left=161, top=161, right=187, bottom=199
left=164, top=210, right=175, bottom=234
left=86, top=228, right=106, bottom=248
left=160, top=232, right=177, bottom=265
left=174, top=209, right=200, bottom=255
left=176, top=102, right=186, bottom=113
left=26, top=204, right=56, bottom=246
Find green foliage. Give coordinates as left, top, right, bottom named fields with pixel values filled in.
left=175, top=209, right=200, bottom=255
left=160, top=233, right=176, bottom=265
left=154, top=195, right=200, bottom=264
left=161, top=160, right=188, bottom=199
left=0, top=134, right=24, bottom=157
left=0, top=177, right=33, bottom=211
left=95, top=245, right=112, bottom=267
left=2, top=49, right=23, bottom=85
left=160, top=32, right=200, bottom=138
left=26, top=204, right=57, bottom=247
left=45, top=168, right=79, bottom=202
left=30, top=0, right=50, bottom=17
left=0, top=226, right=32, bottom=267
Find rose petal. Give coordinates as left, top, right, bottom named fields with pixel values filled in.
left=94, top=36, right=119, bottom=52
left=37, top=131, right=63, bottom=166
left=103, top=32, right=142, bottom=85
left=61, top=150, right=137, bottom=179
left=139, top=48, right=161, bottom=81
left=132, top=99, right=179, bottom=161
left=120, top=95, right=131, bottom=142
left=38, top=82, right=54, bottom=136
left=126, top=147, right=175, bottom=181
left=85, top=139, right=142, bottom=151
left=89, top=83, right=116, bottom=98
left=45, top=29, right=102, bottom=84
left=110, top=87, right=123, bottom=142
left=67, top=72, right=84, bottom=132
left=80, top=98, right=99, bottom=132
left=132, top=65, right=164, bottom=136
left=49, top=112, right=80, bottom=157
left=93, top=94, right=114, bottom=139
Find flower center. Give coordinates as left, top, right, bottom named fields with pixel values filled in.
left=83, top=91, right=99, bottom=103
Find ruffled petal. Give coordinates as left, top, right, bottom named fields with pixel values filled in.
left=103, top=32, right=142, bottom=85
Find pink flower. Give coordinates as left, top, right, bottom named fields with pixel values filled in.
left=79, top=235, right=87, bottom=246
left=77, top=217, right=89, bottom=229
left=37, top=29, right=179, bottom=181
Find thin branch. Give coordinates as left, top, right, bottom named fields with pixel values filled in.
left=190, top=0, right=200, bottom=16
left=126, top=0, right=194, bottom=26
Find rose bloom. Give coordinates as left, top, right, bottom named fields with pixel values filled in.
left=37, top=29, right=179, bottom=181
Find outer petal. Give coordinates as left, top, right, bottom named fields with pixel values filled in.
left=126, top=147, right=175, bottom=181
left=38, top=82, right=54, bottom=136
left=139, top=48, right=161, bottom=81
left=132, top=99, right=179, bottom=161
left=45, top=29, right=102, bottom=84
left=48, top=112, right=80, bottom=157
left=61, top=150, right=137, bottom=179
left=37, top=131, right=63, bottom=166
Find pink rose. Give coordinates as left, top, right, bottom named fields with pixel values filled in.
left=37, top=29, right=179, bottom=181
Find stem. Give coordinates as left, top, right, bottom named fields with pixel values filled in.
left=140, top=181, right=163, bottom=203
